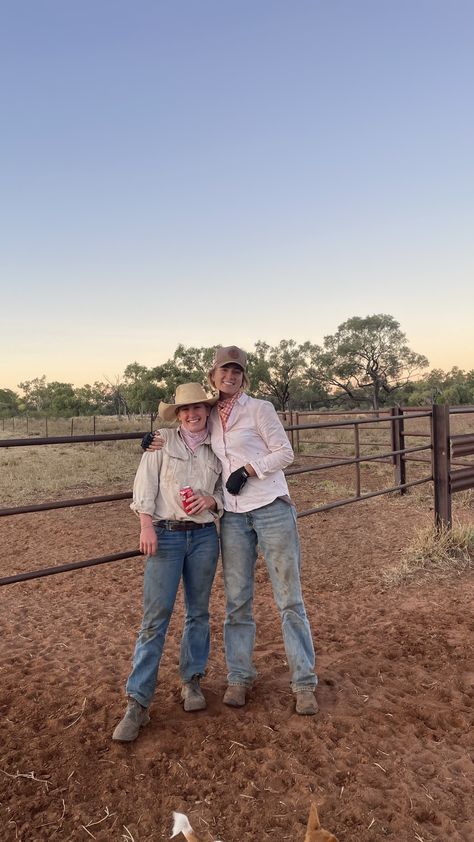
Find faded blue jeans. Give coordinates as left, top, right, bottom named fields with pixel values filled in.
left=220, top=498, right=317, bottom=692
left=126, top=524, right=219, bottom=708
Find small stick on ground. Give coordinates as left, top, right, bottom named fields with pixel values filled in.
left=84, top=807, right=115, bottom=828
left=65, top=697, right=87, bottom=729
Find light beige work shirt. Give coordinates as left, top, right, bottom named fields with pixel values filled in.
left=131, top=427, right=223, bottom=523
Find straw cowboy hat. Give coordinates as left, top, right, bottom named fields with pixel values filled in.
left=159, top=383, right=218, bottom=423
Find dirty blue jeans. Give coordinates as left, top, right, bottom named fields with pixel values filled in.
left=126, top=524, right=219, bottom=708
left=220, top=498, right=317, bottom=691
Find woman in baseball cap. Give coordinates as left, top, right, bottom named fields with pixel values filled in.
left=207, top=346, right=317, bottom=714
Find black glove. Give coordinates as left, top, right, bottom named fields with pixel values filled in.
left=226, top=466, right=250, bottom=495
left=141, top=432, right=155, bottom=451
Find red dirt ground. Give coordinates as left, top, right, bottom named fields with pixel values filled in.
left=1, top=479, right=473, bottom=842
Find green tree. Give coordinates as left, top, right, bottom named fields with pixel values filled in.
left=0, top=388, right=19, bottom=417
left=251, top=340, right=321, bottom=410
left=46, top=382, right=80, bottom=416
left=440, top=368, right=474, bottom=404
left=401, top=368, right=446, bottom=406
left=402, top=368, right=474, bottom=406
left=18, top=380, right=84, bottom=416
left=122, top=362, right=166, bottom=414
left=18, top=376, right=49, bottom=411
left=73, top=382, right=116, bottom=415
left=310, top=314, right=429, bottom=410
left=159, top=345, right=220, bottom=398
left=103, top=377, right=131, bottom=417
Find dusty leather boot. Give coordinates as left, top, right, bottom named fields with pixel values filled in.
left=112, top=697, right=150, bottom=741
left=223, top=684, right=247, bottom=707
left=181, top=676, right=206, bottom=711
left=294, top=689, right=319, bottom=715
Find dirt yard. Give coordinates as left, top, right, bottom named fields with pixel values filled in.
left=1, top=476, right=473, bottom=842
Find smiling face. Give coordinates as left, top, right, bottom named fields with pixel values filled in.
left=176, top=403, right=210, bottom=432
left=212, top=364, right=245, bottom=399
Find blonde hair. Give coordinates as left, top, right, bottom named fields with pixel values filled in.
left=208, top=366, right=249, bottom=393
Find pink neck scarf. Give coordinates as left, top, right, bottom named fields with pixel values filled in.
left=179, top=427, right=208, bottom=452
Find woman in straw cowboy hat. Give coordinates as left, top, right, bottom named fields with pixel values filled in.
left=144, top=347, right=317, bottom=716
left=113, top=383, right=223, bottom=742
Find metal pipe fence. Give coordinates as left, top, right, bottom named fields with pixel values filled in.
left=0, top=413, right=156, bottom=438
left=1, top=405, right=473, bottom=586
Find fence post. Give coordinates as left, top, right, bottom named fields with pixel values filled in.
left=390, top=406, right=406, bottom=494
left=45, top=416, right=48, bottom=438
left=70, top=417, right=74, bottom=437
left=353, top=423, right=361, bottom=497
left=432, top=404, right=451, bottom=528
left=295, top=411, right=300, bottom=452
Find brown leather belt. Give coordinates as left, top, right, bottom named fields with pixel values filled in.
left=156, top=520, right=215, bottom=532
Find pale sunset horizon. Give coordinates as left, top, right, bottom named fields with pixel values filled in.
left=1, top=2, right=473, bottom=394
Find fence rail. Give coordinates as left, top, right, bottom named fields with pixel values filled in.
left=0, top=414, right=155, bottom=437
left=1, top=405, right=473, bottom=586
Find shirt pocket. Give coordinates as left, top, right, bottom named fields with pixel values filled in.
left=162, top=450, right=188, bottom=484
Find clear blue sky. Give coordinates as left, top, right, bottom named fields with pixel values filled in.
left=1, top=0, right=473, bottom=391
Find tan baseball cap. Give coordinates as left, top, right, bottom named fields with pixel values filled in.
left=212, top=345, right=247, bottom=371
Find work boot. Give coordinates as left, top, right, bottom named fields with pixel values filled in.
left=112, top=697, right=150, bottom=741
left=223, top=684, right=247, bottom=707
left=294, top=689, right=319, bottom=715
left=181, top=676, right=206, bottom=711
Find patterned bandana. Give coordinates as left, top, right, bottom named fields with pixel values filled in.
left=217, top=390, right=243, bottom=431
left=179, top=427, right=208, bottom=452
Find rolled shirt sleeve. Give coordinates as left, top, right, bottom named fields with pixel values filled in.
left=130, top=450, right=163, bottom=517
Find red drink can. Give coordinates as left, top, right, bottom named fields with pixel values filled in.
left=179, top=486, right=194, bottom=511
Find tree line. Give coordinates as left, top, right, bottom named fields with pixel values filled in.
left=2, top=314, right=473, bottom=418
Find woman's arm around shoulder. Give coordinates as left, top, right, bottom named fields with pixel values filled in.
left=141, top=427, right=170, bottom=452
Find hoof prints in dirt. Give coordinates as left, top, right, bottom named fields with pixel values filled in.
left=1, top=495, right=473, bottom=840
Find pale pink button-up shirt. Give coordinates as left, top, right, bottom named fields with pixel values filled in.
left=208, top=393, right=294, bottom=513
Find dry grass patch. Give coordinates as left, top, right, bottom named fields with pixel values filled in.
left=383, top=522, right=474, bottom=586
left=311, top=478, right=355, bottom=501
left=455, top=488, right=474, bottom=510
left=0, top=441, right=142, bottom=506
left=0, top=419, right=180, bottom=507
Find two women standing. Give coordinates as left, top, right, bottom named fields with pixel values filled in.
left=113, top=346, right=317, bottom=741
